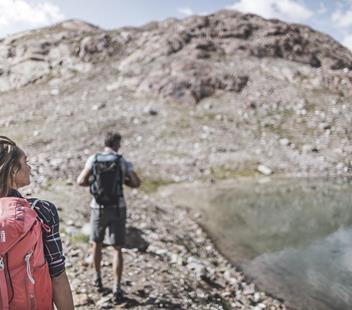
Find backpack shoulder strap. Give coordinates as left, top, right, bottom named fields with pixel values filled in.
left=115, top=155, right=124, bottom=198
left=0, top=257, right=9, bottom=310
left=91, top=153, right=101, bottom=175
left=29, top=199, right=39, bottom=209
left=114, top=154, right=122, bottom=162
left=28, top=200, right=51, bottom=233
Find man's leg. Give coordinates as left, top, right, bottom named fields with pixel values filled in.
left=92, top=241, right=103, bottom=274
left=90, top=208, right=106, bottom=290
left=112, top=246, right=123, bottom=289
left=109, top=207, right=126, bottom=302
left=92, top=241, right=103, bottom=289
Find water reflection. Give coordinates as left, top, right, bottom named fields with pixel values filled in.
left=244, top=228, right=352, bottom=310
left=210, top=178, right=352, bottom=260
left=161, top=177, right=352, bottom=310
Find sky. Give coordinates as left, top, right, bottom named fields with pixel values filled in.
left=0, top=0, right=352, bottom=50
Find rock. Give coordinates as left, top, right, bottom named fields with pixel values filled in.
left=186, top=257, right=207, bottom=278
left=302, top=144, right=312, bottom=153
left=224, top=270, right=238, bottom=286
left=257, top=164, right=273, bottom=176
left=279, top=138, right=290, bottom=146
left=106, top=81, right=120, bottom=92
left=74, top=293, right=94, bottom=306
left=92, top=103, right=106, bottom=110
left=81, top=223, right=91, bottom=236
left=96, top=296, right=112, bottom=308
left=254, top=292, right=263, bottom=303
left=170, top=253, right=184, bottom=265
left=243, top=283, right=256, bottom=295
left=50, top=88, right=60, bottom=96
left=65, top=179, right=73, bottom=186
left=79, top=33, right=121, bottom=62
left=336, top=162, right=345, bottom=170
left=309, top=54, right=321, bottom=68
left=148, top=109, right=158, bottom=116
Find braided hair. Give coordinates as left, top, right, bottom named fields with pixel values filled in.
left=0, top=136, right=23, bottom=197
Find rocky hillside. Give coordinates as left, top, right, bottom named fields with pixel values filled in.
left=1, top=10, right=352, bottom=181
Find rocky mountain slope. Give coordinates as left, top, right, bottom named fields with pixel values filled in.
left=1, top=10, right=352, bottom=180
left=1, top=9, right=352, bottom=309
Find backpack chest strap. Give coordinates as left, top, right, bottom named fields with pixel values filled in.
left=0, top=256, right=10, bottom=310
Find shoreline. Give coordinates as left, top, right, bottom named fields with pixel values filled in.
left=37, top=175, right=352, bottom=309
left=155, top=176, right=352, bottom=310
left=42, top=181, right=288, bottom=309
left=156, top=181, right=291, bottom=309
left=127, top=190, right=288, bottom=309
left=190, top=215, right=289, bottom=308
left=32, top=172, right=352, bottom=309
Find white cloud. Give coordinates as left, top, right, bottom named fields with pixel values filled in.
left=332, top=9, right=352, bottom=28
left=342, top=33, right=352, bottom=50
left=178, top=7, right=194, bottom=17
left=0, top=0, right=64, bottom=33
left=228, top=0, right=313, bottom=22
left=318, top=2, right=327, bottom=14
left=330, top=3, right=352, bottom=50
left=178, top=8, right=209, bottom=17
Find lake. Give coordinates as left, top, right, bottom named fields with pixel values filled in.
left=160, top=177, right=352, bottom=310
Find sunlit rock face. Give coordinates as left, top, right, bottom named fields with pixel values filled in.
left=1, top=10, right=351, bottom=97
left=1, top=10, right=352, bottom=179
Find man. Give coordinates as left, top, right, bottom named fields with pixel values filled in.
left=77, top=132, right=141, bottom=303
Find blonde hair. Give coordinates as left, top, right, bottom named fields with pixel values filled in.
left=0, top=136, right=23, bottom=197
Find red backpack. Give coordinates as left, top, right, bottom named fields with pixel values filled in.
left=0, top=197, right=53, bottom=310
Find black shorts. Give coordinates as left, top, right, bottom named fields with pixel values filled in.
left=90, top=207, right=126, bottom=247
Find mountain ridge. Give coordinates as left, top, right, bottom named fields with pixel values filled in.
left=1, top=10, right=352, bottom=95
left=1, top=9, right=352, bottom=179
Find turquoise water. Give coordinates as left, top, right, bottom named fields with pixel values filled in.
left=164, top=178, right=352, bottom=310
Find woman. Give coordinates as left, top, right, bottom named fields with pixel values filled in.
left=0, top=136, right=74, bottom=310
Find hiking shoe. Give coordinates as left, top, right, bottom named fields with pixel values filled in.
left=113, top=288, right=125, bottom=304
left=94, top=277, right=103, bottom=292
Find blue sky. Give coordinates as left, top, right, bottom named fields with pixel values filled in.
left=0, top=0, right=352, bottom=50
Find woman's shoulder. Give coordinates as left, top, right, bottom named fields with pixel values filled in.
left=27, top=198, right=59, bottom=225
left=27, top=198, right=57, bottom=209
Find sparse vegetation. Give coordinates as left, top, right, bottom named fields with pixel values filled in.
left=140, top=177, right=174, bottom=193
left=69, top=232, right=90, bottom=244
left=211, top=165, right=259, bottom=179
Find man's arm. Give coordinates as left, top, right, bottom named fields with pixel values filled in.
left=124, top=171, right=141, bottom=188
left=76, top=167, right=92, bottom=187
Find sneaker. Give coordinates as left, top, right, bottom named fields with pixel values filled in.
left=94, top=277, right=103, bottom=292
left=113, top=288, right=125, bottom=304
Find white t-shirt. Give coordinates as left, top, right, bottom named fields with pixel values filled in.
left=85, top=152, right=133, bottom=209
